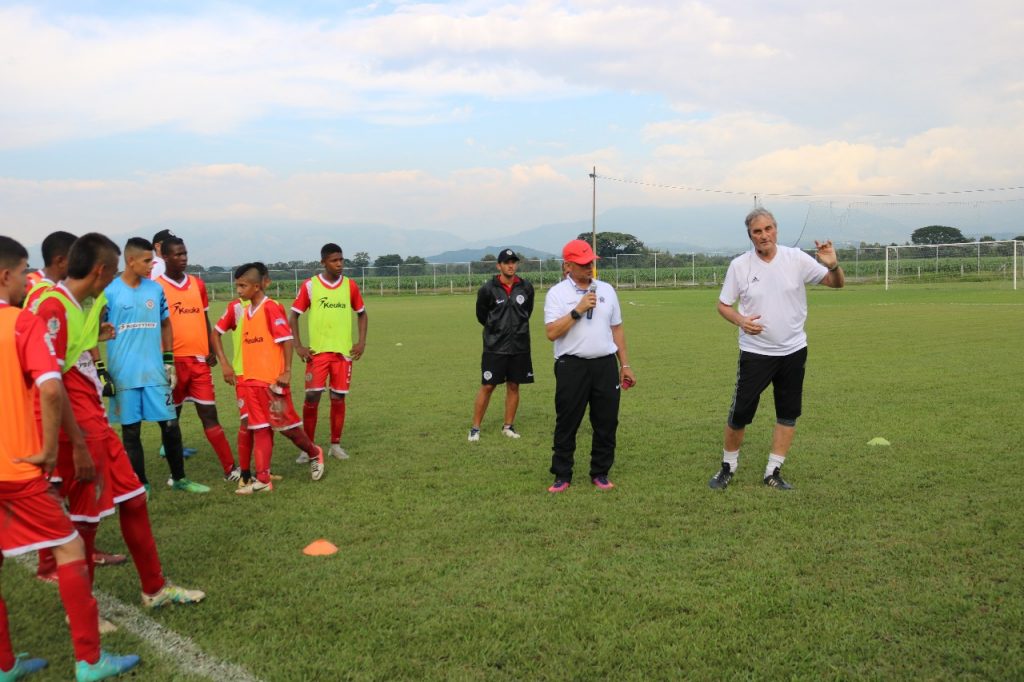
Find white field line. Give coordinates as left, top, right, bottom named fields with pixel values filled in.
left=14, top=555, right=262, bottom=682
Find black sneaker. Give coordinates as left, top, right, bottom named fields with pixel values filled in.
left=763, top=467, right=793, bottom=490
left=708, top=462, right=733, bottom=489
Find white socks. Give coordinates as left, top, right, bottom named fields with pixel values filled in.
left=722, top=450, right=739, bottom=472
left=765, top=453, right=785, bottom=478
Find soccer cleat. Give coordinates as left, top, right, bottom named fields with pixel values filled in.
left=75, top=651, right=140, bottom=682
left=35, top=571, right=58, bottom=585
left=235, top=480, right=272, bottom=495
left=0, top=653, right=47, bottom=681
left=168, top=478, right=210, bottom=494
left=467, top=427, right=480, bottom=442
left=157, top=444, right=195, bottom=458
left=763, top=467, right=793, bottom=490
left=547, top=479, right=571, bottom=493
left=269, top=472, right=283, bottom=481
left=310, top=445, right=325, bottom=481
left=93, top=551, right=127, bottom=566
left=591, top=476, right=615, bottom=490
left=237, top=476, right=252, bottom=489
left=501, top=425, right=521, bottom=439
left=65, top=615, right=117, bottom=635
left=295, top=451, right=310, bottom=464
left=224, top=466, right=242, bottom=483
left=141, top=581, right=206, bottom=608
left=708, top=462, right=734, bottom=490
left=329, top=443, right=349, bottom=460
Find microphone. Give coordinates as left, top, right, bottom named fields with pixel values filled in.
left=586, top=282, right=597, bottom=319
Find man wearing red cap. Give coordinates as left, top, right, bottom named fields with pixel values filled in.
left=542, top=239, right=636, bottom=493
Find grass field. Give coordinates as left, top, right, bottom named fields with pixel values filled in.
left=6, top=284, right=1023, bottom=680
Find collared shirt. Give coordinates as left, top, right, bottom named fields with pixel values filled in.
left=544, top=277, right=621, bottom=359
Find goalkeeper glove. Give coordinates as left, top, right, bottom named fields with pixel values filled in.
left=163, top=351, right=177, bottom=391
left=95, top=358, right=116, bottom=397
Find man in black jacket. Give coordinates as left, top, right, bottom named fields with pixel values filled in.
left=469, top=248, right=535, bottom=441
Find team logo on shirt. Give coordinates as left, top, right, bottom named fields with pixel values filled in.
left=46, top=317, right=60, bottom=335
left=273, top=318, right=287, bottom=327
left=171, top=302, right=202, bottom=315
left=515, top=294, right=525, bottom=305
left=145, top=299, right=155, bottom=309
left=317, top=297, right=347, bottom=309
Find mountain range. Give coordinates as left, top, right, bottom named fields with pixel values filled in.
left=25, top=202, right=1022, bottom=268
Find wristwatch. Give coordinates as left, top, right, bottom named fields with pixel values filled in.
left=570, top=309, right=582, bottom=320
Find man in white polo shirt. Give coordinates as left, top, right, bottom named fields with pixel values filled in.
left=543, top=239, right=636, bottom=493
left=710, top=207, right=844, bottom=491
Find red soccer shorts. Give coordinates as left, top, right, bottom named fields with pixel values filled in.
left=235, top=381, right=249, bottom=421
left=59, top=422, right=145, bottom=523
left=0, top=477, right=79, bottom=557
left=172, top=356, right=217, bottom=407
left=304, top=352, right=352, bottom=394
left=241, top=381, right=301, bottom=431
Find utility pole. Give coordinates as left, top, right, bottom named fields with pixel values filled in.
left=590, top=166, right=598, bottom=277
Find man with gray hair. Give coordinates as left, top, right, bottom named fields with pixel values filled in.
left=709, top=207, right=844, bottom=491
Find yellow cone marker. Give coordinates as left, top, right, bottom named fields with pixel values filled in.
left=303, top=539, right=338, bottom=556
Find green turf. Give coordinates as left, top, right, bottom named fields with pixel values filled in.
left=8, top=285, right=1023, bottom=680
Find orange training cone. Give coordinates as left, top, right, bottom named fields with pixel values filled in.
left=303, top=539, right=338, bottom=556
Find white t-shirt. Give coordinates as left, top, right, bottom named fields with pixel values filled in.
left=719, top=245, right=828, bottom=356
left=150, top=255, right=165, bottom=280
left=544, top=277, right=622, bottom=359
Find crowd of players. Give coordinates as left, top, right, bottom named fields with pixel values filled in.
left=0, top=209, right=841, bottom=679
left=0, top=229, right=367, bottom=680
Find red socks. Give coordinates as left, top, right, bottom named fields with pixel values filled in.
left=37, top=547, right=57, bottom=577
left=73, top=521, right=98, bottom=583
left=330, top=398, right=346, bottom=444
left=0, top=594, right=12, bottom=672
left=118, top=495, right=165, bottom=596
left=282, top=426, right=316, bottom=456
left=238, top=426, right=252, bottom=472
left=204, top=425, right=236, bottom=474
left=302, top=401, right=318, bottom=441
left=57, top=558, right=101, bottom=664
left=253, top=428, right=273, bottom=484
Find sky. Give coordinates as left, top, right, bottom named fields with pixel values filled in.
left=1, top=0, right=1022, bottom=257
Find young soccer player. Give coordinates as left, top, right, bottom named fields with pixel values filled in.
left=156, top=237, right=239, bottom=482
left=211, top=296, right=253, bottom=486
left=0, top=235, right=140, bottom=682
left=35, top=233, right=206, bottom=608
left=103, top=238, right=208, bottom=493
left=24, top=230, right=77, bottom=308
left=288, top=243, right=367, bottom=461
left=213, top=262, right=324, bottom=493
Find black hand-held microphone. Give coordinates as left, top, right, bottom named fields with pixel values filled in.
left=586, top=282, right=597, bottom=319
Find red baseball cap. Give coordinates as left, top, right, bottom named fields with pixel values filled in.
left=562, top=239, right=599, bottom=264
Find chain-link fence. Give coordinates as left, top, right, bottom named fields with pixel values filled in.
left=196, top=243, right=993, bottom=299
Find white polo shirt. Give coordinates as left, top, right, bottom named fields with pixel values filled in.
left=719, top=245, right=828, bottom=356
left=544, top=276, right=622, bottom=359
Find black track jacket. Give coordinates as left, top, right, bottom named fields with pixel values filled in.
left=475, top=276, right=534, bottom=355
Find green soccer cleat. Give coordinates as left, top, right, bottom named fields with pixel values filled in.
left=168, top=478, right=210, bottom=494
left=141, top=581, right=206, bottom=609
left=75, top=651, right=139, bottom=682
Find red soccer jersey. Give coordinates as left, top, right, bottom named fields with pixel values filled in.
left=34, top=286, right=106, bottom=425
left=217, top=296, right=291, bottom=385
left=157, top=273, right=210, bottom=357
left=0, top=302, right=62, bottom=482
left=24, top=269, right=46, bottom=294
left=291, top=275, right=365, bottom=315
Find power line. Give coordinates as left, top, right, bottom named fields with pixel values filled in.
left=593, top=173, right=1024, bottom=201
